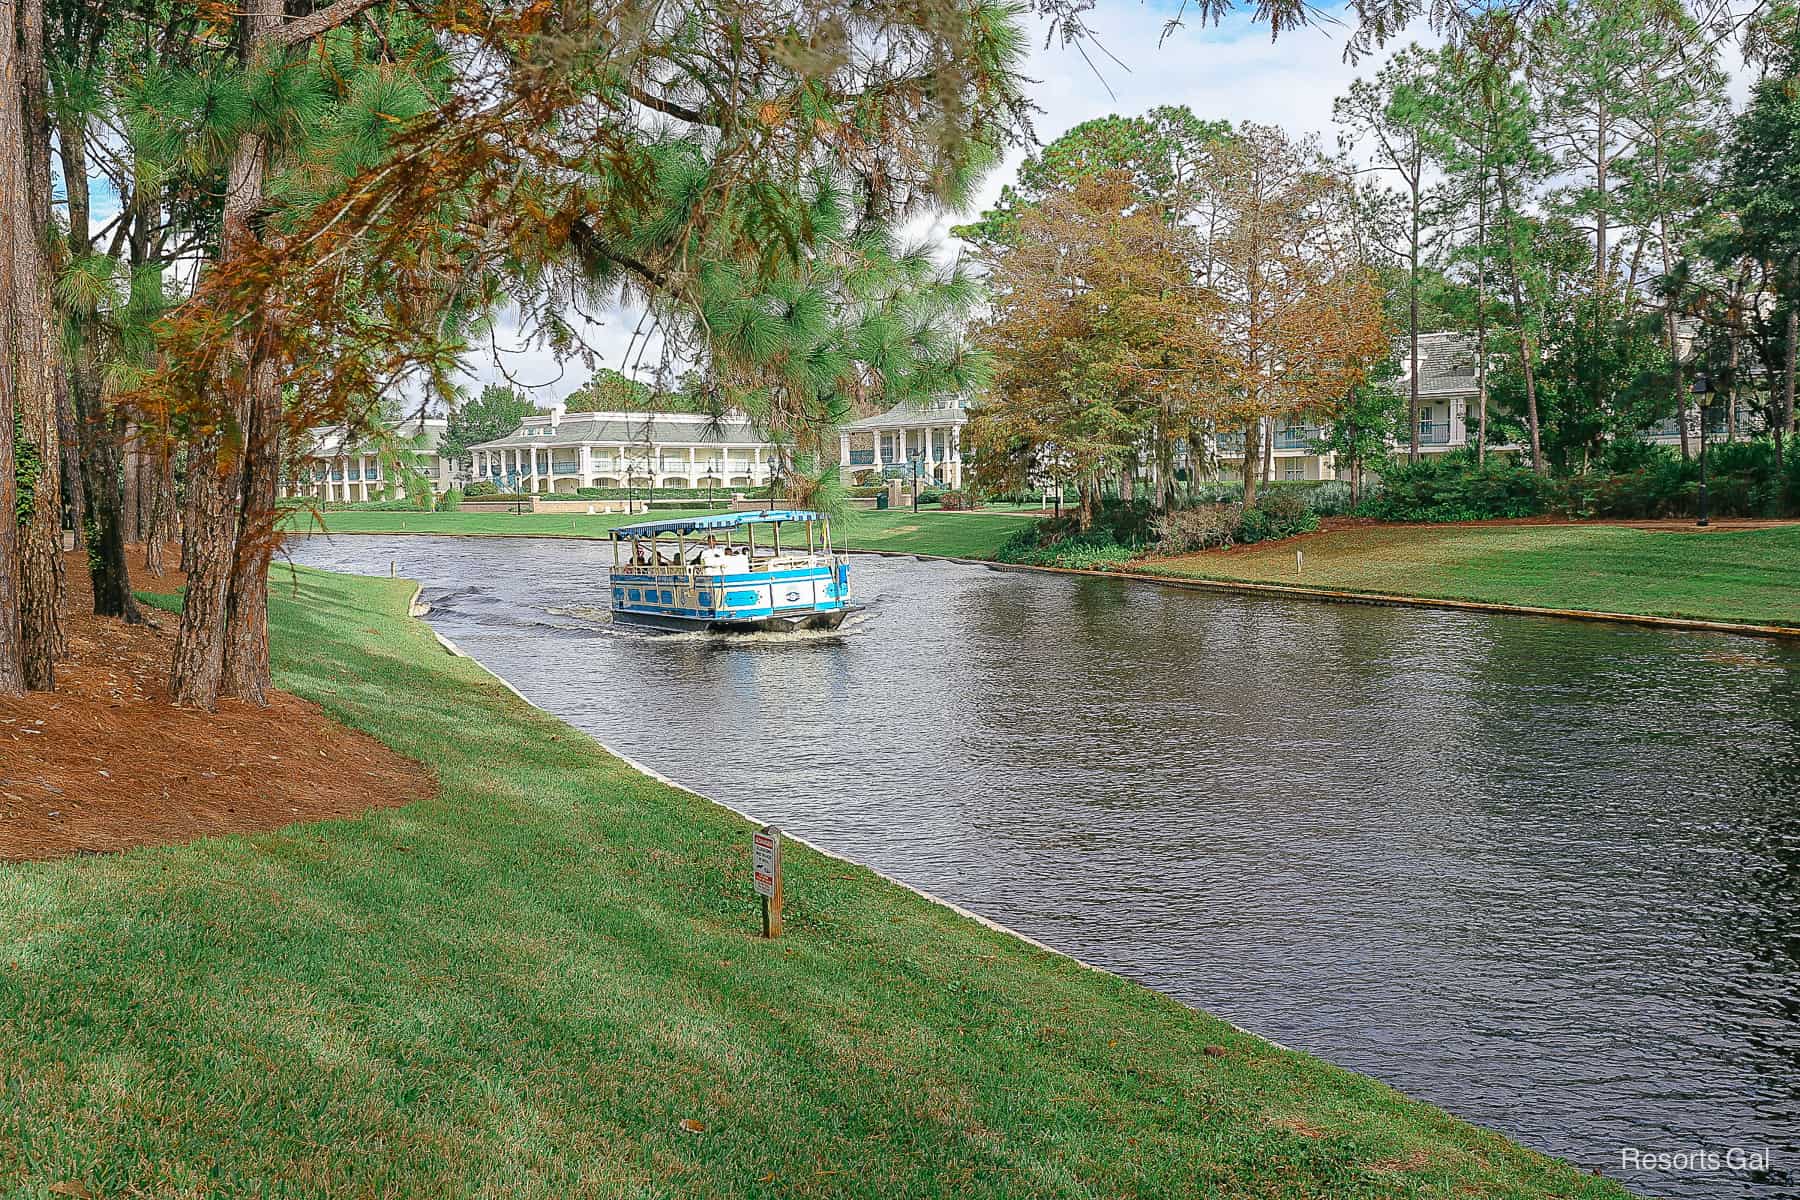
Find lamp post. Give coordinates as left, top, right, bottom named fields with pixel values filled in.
left=1692, top=371, right=1712, bottom=528
left=708, top=456, right=720, bottom=508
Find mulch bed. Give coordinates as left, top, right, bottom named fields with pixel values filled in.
left=0, top=545, right=435, bottom=863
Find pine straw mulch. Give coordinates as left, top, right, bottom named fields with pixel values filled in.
left=0, top=545, right=435, bottom=863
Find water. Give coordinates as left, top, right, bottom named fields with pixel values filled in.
left=288, top=533, right=1800, bottom=1199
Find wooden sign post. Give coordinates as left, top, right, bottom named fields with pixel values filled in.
left=752, top=825, right=783, bottom=938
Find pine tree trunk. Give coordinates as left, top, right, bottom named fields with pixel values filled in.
left=222, top=353, right=281, bottom=703
left=1498, top=174, right=1546, bottom=475
left=0, top=0, right=26, bottom=694
left=169, top=432, right=241, bottom=709
left=11, top=0, right=63, bottom=688
left=71, top=343, right=141, bottom=622
left=58, top=103, right=140, bottom=622
left=142, top=449, right=174, bottom=577
left=1408, top=182, right=1421, bottom=464
left=1475, top=177, right=1489, bottom=467
left=56, top=373, right=83, bottom=535
left=171, top=0, right=286, bottom=708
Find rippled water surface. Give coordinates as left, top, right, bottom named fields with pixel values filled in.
left=290, top=533, right=1800, bottom=1199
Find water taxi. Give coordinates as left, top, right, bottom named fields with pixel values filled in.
left=607, top=509, right=852, bottom=633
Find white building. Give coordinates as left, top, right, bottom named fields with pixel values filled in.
left=468, top=410, right=778, bottom=493
left=838, top=400, right=967, bottom=487
left=285, top=416, right=455, bottom=503
left=1207, top=332, right=1483, bottom=481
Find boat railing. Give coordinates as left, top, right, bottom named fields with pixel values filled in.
left=610, top=550, right=843, bottom=580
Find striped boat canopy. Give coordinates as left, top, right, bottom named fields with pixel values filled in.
left=610, top=509, right=827, bottom=539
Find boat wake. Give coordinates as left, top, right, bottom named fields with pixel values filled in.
left=539, top=604, right=876, bottom=645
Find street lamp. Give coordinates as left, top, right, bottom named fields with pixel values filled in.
left=1691, top=371, right=1712, bottom=528
left=708, top=455, right=720, bottom=508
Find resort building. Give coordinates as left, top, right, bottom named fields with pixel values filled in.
left=468, top=409, right=778, bottom=493
left=285, top=415, right=456, bottom=503
left=838, top=400, right=967, bottom=487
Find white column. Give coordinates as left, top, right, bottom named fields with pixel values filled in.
left=839, top=431, right=851, bottom=472
left=688, top=444, right=696, bottom=484
left=871, top=430, right=883, bottom=469
left=950, top=425, right=963, bottom=487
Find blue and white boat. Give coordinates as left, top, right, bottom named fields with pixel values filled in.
left=607, top=509, right=852, bottom=633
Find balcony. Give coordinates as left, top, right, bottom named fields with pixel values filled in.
left=1417, top=423, right=1452, bottom=446
left=847, top=450, right=874, bottom=465
left=1214, top=433, right=1246, bottom=455
left=1273, top=426, right=1322, bottom=451
left=552, top=462, right=580, bottom=475
left=347, top=470, right=362, bottom=481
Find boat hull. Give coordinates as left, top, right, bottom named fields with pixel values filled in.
left=612, top=606, right=852, bottom=634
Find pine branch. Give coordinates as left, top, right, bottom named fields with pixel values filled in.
left=272, top=0, right=387, bottom=50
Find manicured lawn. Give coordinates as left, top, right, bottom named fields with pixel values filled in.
left=0, top=569, right=1627, bottom=1198
left=1143, top=522, right=1800, bottom=627
left=282, top=504, right=1030, bottom=560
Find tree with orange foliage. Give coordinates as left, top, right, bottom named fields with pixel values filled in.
left=1189, top=124, right=1389, bottom=504
left=968, top=172, right=1224, bottom=529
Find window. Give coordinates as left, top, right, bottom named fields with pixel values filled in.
left=1284, top=463, right=1305, bottom=480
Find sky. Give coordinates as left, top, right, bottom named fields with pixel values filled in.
left=470, top=1, right=1435, bottom=405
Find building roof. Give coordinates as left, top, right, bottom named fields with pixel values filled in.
left=469, top=411, right=767, bottom=451
left=612, top=509, right=827, bottom=538
left=1394, top=332, right=1482, bottom=398
left=302, top=415, right=447, bottom=458
left=840, top=401, right=967, bottom=432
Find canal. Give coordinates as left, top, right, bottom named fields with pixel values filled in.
left=290, top=534, right=1799, bottom=1199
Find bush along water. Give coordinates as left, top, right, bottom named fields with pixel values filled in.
left=1151, top=489, right=1321, bottom=555
left=996, top=500, right=1155, bottom=569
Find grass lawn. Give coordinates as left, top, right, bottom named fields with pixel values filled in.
left=0, top=568, right=1627, bottom=1198
left=283, top=504, right=1031, bottom=560
left=1142, top=522, right=1800, bottom=627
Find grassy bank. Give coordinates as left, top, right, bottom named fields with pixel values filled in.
left=283, top=504, right=1031, bottom=559
left=0, top=569, right=1626, bottom=1197
left=1142, top=522, right=1800, bottom=627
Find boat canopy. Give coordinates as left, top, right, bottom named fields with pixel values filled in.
left=610, top=509, right=828, bottom=539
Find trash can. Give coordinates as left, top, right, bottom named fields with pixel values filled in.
left=875, top=492, right=889, bottom=510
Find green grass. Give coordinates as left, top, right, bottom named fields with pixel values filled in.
left=0, top=569, right=1626, bottom=1198
left=282, top=504, right=1031, bottom=560
left=1141, top=523, right=1800, bottom=627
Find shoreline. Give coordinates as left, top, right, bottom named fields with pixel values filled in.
left=289, top=526, right=1800, bottom=641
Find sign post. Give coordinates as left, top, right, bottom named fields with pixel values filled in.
left=752, top=825, right=783, bottom=938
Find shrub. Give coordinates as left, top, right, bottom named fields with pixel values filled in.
left=1303, top=480, right=1355, bottom=516
left=1360, top=455, right=1555, bottom=522
left=436, top=488, right=463, bottom=512
left=1237, top=489, right=1320, bottom=545
left=464, top=480, right=497, bottom=498
left=1152, top=505, right=1241, bottom=553
left=938, top=489, right=976, bottom=511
